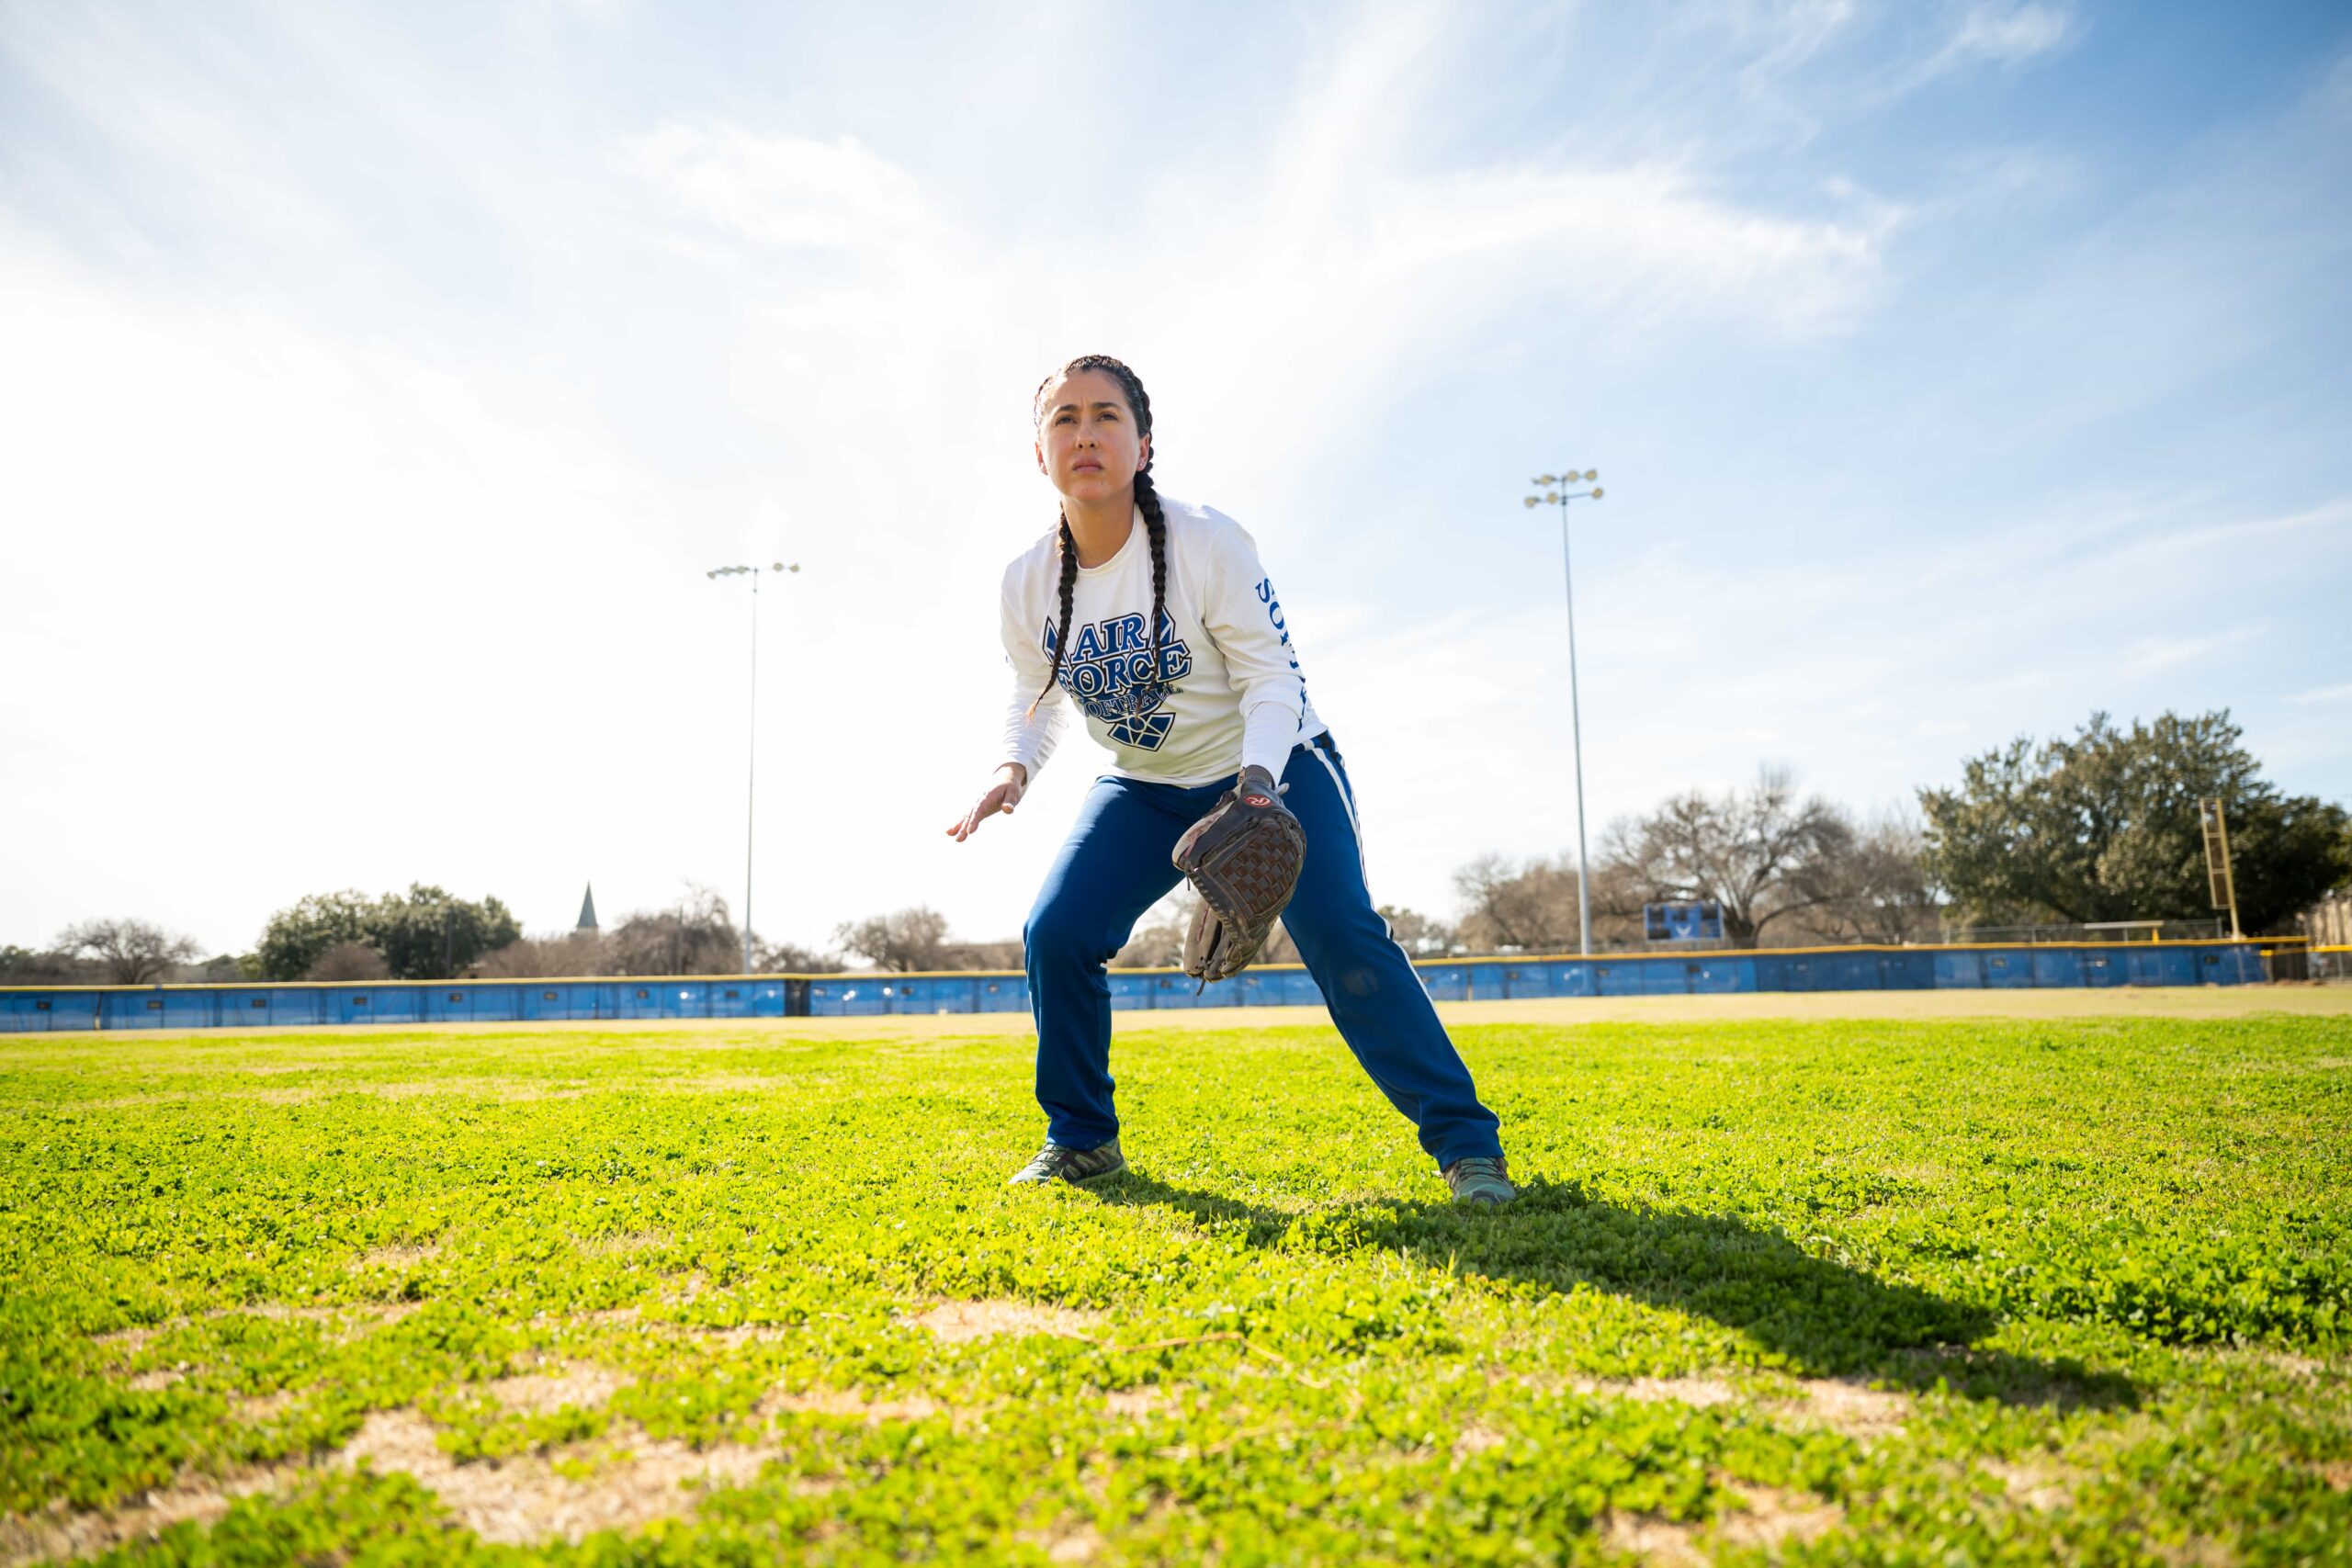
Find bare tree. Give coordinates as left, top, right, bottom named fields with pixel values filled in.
left=477, top=924, right=846, bottom=976
left=477, top=931, right=614, bottom=977
left=939, top=939, right=1026, bottom=970
left=1789, top=809, right=1942, bottom=944
left=1453, top=852, right=1583, bottom=952
left=752, top=939, right=845, bottom=974
left=1113, top=888, right=1195, bottom=968
left=1450, top=853, right=1645, bottom=953
left=1600, top=765, right=1852, bottom=949
left=610, top=887, right=741, bottom=976
left=1111, top=886, right=1299, bottom=967
left=835, top=907, right=951, bottom=972
left=1378, top=905, right=1456, bottom=957
left=56, top=919, right=200, bottom=985
left=308, top=942, right=391, bottom=981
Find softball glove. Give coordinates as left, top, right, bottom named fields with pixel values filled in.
left=1171, top=764, right=1306, bottom=985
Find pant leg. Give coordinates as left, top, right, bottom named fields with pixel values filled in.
left=1277, top=739, right=1506, bottom=1168
left=1025, top=775, right=1188, bottom=1150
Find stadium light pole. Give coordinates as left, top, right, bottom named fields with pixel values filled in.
left=1523, top=471, right=1604, bottom=956
left=705, top=561, right=801, bottom=974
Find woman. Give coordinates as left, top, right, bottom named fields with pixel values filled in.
left=947, top=355, right=1515, bottom=1206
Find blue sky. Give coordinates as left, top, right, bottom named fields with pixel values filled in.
left=3, top=1, right=2346, bottom=959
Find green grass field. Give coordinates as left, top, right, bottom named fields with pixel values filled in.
left=4, top=1004, right=2349, bottom=1565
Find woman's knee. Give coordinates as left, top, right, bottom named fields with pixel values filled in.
left=1024, top=897, right=1105, bottom=967
left=1294, top=910, right=1419, bottom=1001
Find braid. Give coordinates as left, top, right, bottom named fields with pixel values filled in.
left=1136, top=468, right=1169, bottom=682
left=1027, top=352, right=1164, bottom=709
left=1031, top=517, right=1080, bottom=716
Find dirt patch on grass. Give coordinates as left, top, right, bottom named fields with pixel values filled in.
left=337, top=1407, right=798, bottom=1547
left=243, top=1302, right=422, bottom=1336
left=575, top=1229, right=671, bottom=1257
left=0, top=1474, right=267, bottom=1567
left=1452, top=1423, right=1507, bottom=1461
left=1715, top=1482, right=1845, bottom=1550
left=92, top=1324, right=164, bottom=1356
left=235, top=1392, right=298, bottom=1423
left=486, top=1363, right=631, bottom=1416
left=691, top=1322, right=799, bottom=1346
left=351, top=1079, right=594, bottom=1103
left=1439, top=988, right=2352, bottom=1026
left=763, top=1389, right=942, bottom=1424
left=910, top=1300, right=1106, bottom=1344
left=652, top=1074, right=790, bottom=1096
left=1103, top=1387, right=1170, bottom=1418
left=1044, top=1521, right=1105, bottom=1562
left=1598, top=1483, right=1842, bottom=1566
left=99, top=1078, right=602, bottom=1107
left=1560, top=1370, right=1911, bottom=1442
left=0, top=1394, right=834, bottom=1563
left=1576, top=1375, right=1746, bottom=1409
left=1783, top=1379, right=1912, bottom=1439
left=350, top=1243, right=439, bottom=1272
left=1599, top=1511, right=1707, bottom=1567
left=94, top=1302, right=417, bottom=1359
left=570, top=1306, right=645, bottom=1327
left=1986, top=1459, right=2075, bottom=1511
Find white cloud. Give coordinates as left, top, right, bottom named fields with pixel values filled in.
left=1944, top=4, right=2076, bottom=67
left=628, top=128, right=937, bottom=253
left=1895, top=3, right=2078, bottom=93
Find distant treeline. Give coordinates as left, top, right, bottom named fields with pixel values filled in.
left=7, top=708, right=2346, bottom=986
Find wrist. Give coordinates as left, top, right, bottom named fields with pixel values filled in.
left=998, top=761, right=1029, bottom=786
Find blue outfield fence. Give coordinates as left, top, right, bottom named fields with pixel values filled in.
left=0, top=941, right=2283, bottom=1033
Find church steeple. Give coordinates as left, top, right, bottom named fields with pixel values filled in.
left=576, top=884, right=599, bottom=933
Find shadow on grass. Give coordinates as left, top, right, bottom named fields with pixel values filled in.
left=1091, top=1169, right=2137, bottom=1412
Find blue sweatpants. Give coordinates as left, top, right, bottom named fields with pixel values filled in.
left=1023, top=733, right=1505, bottom=1170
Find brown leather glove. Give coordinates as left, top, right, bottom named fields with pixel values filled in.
left=1171, top=764, right=1306, bottom=985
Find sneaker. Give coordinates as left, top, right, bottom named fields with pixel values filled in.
left=1006, top=1137, right=1127, bottom=1187
left=1443, top=1155, right=1517, bottom=1207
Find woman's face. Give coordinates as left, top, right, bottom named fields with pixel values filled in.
left=1035, top=368, right=1149, bottom=505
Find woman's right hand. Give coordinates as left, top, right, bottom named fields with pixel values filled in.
left=946, top=762, right=1027, bottom=842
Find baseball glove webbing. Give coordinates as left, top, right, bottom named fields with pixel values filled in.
left=1171, top=764, right=1306, bottom=987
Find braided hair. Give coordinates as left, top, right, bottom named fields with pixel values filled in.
left=1029, top=354, right=1169, bottom=715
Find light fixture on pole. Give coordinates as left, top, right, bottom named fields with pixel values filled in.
left=1522, top=470, right=1603, bottom=956
left=705, top=561, right=802, bottom=974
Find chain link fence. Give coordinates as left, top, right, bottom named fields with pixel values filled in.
left=1948, top=918, right=2228, bottom=945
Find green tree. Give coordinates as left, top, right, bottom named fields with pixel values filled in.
left=368, top=885, right=521, bottom=980
left=1919, top=710, right=2350, bottom=934
left=0, top=944, right=84, bottom=984
left=254, top=891, right=375, bottom=980
left=253, top=886, right=520, bottom=980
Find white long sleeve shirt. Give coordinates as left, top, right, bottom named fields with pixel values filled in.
left=999, top=496, right=1325, bottom=786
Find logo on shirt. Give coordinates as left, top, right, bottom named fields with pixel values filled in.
left=1045, top=610, right=1193, bottom=750
left=1256, top=575, right=1310, bottom=714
